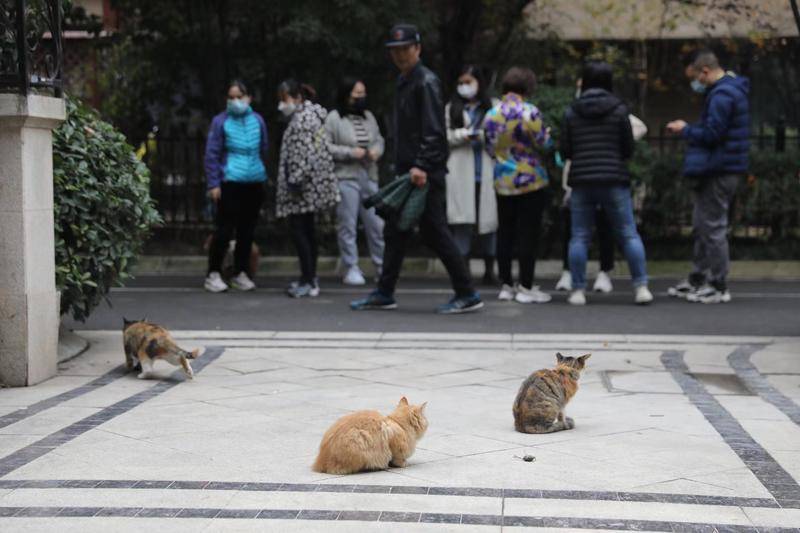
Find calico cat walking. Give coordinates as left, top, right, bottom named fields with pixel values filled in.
left=122, top=319, right=200, bottom=379
left=313, top=397, right=428, bottom=475
left=513, top=353, right=591, bottom=434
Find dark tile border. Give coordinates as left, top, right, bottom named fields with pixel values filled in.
left=0, top=478, right=781, bottom=509
left=728, top=344, right=800, bottom=427
left=2, top=506, right=797, bottom=531
left=0, top=346, right=225, bottom=478
left=0, top=365, right=128, bottom=430
left=661, top=350, right=800, bottom=507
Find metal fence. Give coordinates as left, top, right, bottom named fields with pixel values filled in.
left=143, top=126, right=798, bottom=228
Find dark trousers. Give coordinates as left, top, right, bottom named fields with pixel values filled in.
left=289, top=212, right=318, bottom=284
left=208, top=181, right=264, bottom=275
left=561, top=205, right=615, bottom=272
left=378, top=174, right=474, bottom=298
left=690, top=174, right=739, bottom=290
left=496, top=189, right=548, bottom=289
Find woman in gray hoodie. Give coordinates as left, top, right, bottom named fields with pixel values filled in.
left=325, top=77, right=386, bottom=286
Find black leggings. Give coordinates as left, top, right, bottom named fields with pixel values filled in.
left=561, top=205, right=615, bottom=272
left=496, top=189, right=549, bottom=290
left=208, top=181, right=264, bottom=275
left=289, top=212, right=318, bottom=284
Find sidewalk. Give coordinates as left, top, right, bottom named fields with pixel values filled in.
left=133, top=256, right=800, bottom=281
left=1, top=331, right=799, bottom=531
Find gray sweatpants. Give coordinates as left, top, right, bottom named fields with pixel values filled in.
left=336, top=172, right=384, bottom=271
left=690, top=174, right=739, bottom=288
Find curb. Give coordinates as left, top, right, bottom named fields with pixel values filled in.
left=132, top=256, right=800, bottom=281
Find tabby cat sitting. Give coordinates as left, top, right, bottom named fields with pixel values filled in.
left=513, top=353, right=591, bottom=434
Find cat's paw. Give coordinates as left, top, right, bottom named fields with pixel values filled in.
left=564, top=417, right=575, bottom=429
left=137, top=372, right=149, bottom=379
left=389, top=459, right=406, bottom=468
left=185, top=372, right=194, bottom=380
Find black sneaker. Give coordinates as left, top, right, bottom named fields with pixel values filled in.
left=436, top=293, right=484, bottom=314
left=350, top=290, right=398, bottom=310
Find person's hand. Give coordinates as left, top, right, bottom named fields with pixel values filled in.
left=352, top=147, right=367, bottom=160
left=368, top=148, right=381, bottom=161
left=666, top=120, right=687, bottom=134
left=410, top=167, right=427, bottom=188
left=209, top=187, right=221, bottom=203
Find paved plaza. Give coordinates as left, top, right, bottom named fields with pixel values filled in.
left=1, top=329, right=799, bottom=531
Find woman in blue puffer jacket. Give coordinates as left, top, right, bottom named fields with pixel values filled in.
left=203, top=80, right=268, bottom=293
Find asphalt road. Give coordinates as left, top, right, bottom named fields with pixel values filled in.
left=65, top=276, right=800, bottom=336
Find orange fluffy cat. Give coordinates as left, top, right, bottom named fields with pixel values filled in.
left=312, top=397, right=428, bottom=475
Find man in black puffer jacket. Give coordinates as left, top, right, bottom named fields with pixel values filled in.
left=561, top=61, right=652, bottom=306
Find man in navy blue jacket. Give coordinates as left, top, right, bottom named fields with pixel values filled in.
left=666, top=50, right=750, bottom=304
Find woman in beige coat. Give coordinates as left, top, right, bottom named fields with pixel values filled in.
left=445, top=66, right=498, bottom=285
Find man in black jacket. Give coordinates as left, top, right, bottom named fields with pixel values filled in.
left=351, top=24, right=482, bottom=314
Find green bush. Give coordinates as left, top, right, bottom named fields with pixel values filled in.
left=53, top=96, right=162, bottom=321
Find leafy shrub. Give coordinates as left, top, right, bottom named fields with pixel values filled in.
left=53, top=96, right=162, bottom=321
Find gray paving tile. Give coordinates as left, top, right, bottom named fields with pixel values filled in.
left=379, top=511, right=421, bottom=522
left=257, top=509, right=300, bottom=519
left=216, top=508, right=260, bottom=518
left=97, top=480, right=138, bottom=489
left=134, top=480, right=173, bottom=489
left=429, top=486, right=502, bottom=497
left=420, top=513, right=462, bottom=524
left=461, top=514, right=503, bottom=525
left=57, top=507, right=102, bottom=517
left=169, top=481, right=210, bottom=490
left=0, top=507, right=23, bottom=517
left=14, top=507, right=63, bottom=517
left=297, top=509, right=340, bottom=520
left=389, top=485, right=429, bottom=494
left=96, top=507, right=142, bottom=517
left=176, top=508, right=221, bottom=518
left=338, top=510, right=381, bottom=521
left=136, top=507, right=183, bottom=517
left=278, top=483, right=316, bottom=492
left=352, top=485, right=392, bottom=493
left=204, top=481, right=245, bottom=490
left=317, top=484, right=356, bottom=493
left=503, top=515, right=545, bottom=527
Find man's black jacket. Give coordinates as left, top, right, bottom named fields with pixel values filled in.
left=393, top=61, right=449, bottom=176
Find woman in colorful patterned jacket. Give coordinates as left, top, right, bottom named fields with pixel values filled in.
left=483, top=67, right=553, bottom=305
left=276, top=80, right=340, bottom=298
left=203, top=80, right=268, bottom=294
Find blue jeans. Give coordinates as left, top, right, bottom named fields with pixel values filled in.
left=568, top=185, right=648, bottom=290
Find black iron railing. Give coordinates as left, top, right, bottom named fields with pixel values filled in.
left=0, top=0, right=63, bottom=96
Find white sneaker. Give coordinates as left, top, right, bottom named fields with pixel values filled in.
left=593, top=271, right=613, bottom=293
left=230, top=271, right=256, bottom=291
left=635, top=285, right=654, bottom=305
left=343, top=266, right=366, bottom=286
left=309, top=278, right=321, bottom=297
left=498, top=284, right=515, bottom=301
left=514, top=285, right=552, bottom=304
left=568, top=290, right=586, bottom=306
left=204, top=271, right=228, bottom=293
left=555, top=270, right=572, bottom=291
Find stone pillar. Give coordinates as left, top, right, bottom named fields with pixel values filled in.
left=0, top=94, right=66, bottom=387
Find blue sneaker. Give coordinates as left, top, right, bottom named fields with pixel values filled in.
left=436, top=293, right=484, bottom=314
left=350, top=290, right=398, bottom=311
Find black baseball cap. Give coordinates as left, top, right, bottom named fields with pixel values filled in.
left=385, top=23, right=421, bottom=48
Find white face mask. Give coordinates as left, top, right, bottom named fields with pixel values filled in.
left=457, top=82, right=478, bottom=100
left=278, top=101, right=296, bottom=117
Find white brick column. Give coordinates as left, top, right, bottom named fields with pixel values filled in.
left=0, top=94, right=66, bottom=386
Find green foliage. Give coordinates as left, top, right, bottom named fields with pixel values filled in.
left=633, top=147, right=800, bottom=247
left=53, top=96, right=162, bottom=321
left=532, top=85, right=575, bottom=139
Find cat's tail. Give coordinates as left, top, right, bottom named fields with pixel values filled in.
left=170, top=346, right=200, bottom=359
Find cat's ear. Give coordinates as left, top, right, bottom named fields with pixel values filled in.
left=399, top=396, right=409, bottom=406
left=123, top=317, right=132, bottom=326
left=419, top=402, right=427, bottom=412
left=578, top=353, right=591, bottom=367
left=556, top=352, right=564, bottom=363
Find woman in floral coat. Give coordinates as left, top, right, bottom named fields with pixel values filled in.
left=276, top=80, right=340, bottom=298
